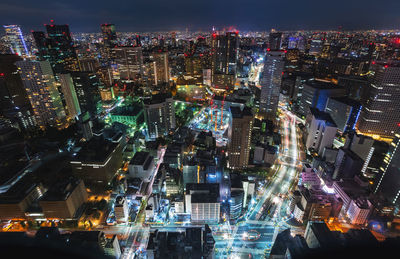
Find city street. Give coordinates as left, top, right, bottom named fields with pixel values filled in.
left=214, top=109, right=301, bottom=258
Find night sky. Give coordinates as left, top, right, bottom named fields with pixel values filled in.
left=1, top=0, right=400, bottom=32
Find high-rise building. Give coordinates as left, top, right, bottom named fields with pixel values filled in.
left=299, top=79, right=346, bottom=117
left=152, top=51, right=169, bottom=86
left=211, top=31, right=239, bottom=91
left=0, top=54, right=36, bottom=131
left=70, top=72, right=101, bottom=118
left=324, top=97, right=362, bottom=133
left=101, top=24, right=117, bottom=48
left=268, top=32, right=282, bottom=51
left=143, top=94, right=175, bottom=139
left=305, top=108, right=337, bottom=156
left=3, top=25, right=29, bottom=57
left=374, top=130, right=400, bottom=205
left=111, top=46, right=143, bottom=80
left=259, top=50, right=285, bottom=117
left=32, top=31, right=50, bottom=60
left=16, top=60, right=67, bottom=129
left=356, top=61, right=400, bottom=139
left=33, top=23, right=78, bottom=73
left=58, top=73, right=81, bottom=119
left=228, top=106, right=253, bottom=169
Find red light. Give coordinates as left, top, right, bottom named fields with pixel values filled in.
left=212, top=33, right=216, bottom=38
left=397, top=123, right=400, bottom=127
left=372, top=61, right=376, bottom=65
left=50, top=19, right=54, bottom=23
left=0, top=73, right=4, bottom=77
left=267, top=48, right=271, bottom=51
left=282, top=72, right=284, bottom=75
left=284, top=50, right=287, bottom=53
left=384, top=65, right=389, bottom=68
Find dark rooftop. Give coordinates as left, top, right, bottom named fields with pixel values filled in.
left=309, top=107, right=337, bottom=127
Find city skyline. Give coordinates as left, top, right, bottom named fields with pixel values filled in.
left=1, top=0, right=400, bottom=32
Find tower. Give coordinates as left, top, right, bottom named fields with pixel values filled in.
left=228, top=106, right=253, bottom=169
left=211, top=31, right=239, bottom=92
left=3, top=25, right=29, bottom=57
left=101, top=24, right=117, bottom=48
left=259, top=50, right=285, bottom=118
left=16, top=60, right=67, bottom=129
left=356, top=61, right=400, bottom=139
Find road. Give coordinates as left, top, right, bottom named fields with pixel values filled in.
left=214, top=109, right=301, bottom=258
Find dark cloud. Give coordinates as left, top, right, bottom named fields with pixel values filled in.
left=1, top=0, right=400, bottom=32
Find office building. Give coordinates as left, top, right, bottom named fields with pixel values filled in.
left=228, top=106, right=253, bottom=169
left=128, top=151, right=155, bottom=182
left=325, top=97, right=362, bottom=133
left=33, top=23, right=78, bottom=73
left=114, top=196, right=129, bottom=223
left=71, top=72, right=101, bottom=118
left=185, top=183, right=220, bottom=223
left=229, top=190, right=244, bottom=220
left=346, top=197, right=372, bottom=225
left=259, top=50, right=285, bottom=117
left=70, top=136, right=123, bottom=190
left=357, top=61, right=400, bottom=139
left=0, top=54, right=36, bottom=131
left=58, top=73, right=81, bottom=119
left=299, top=79, right=346, bottom=117
left=152, top=51, right=169, bottom=86
left=211, top=31, right=239, bottom=91
left=144, top=94, right=175, bottom=139
left=101, top=23, right=117, bottom=48
left=305, top=108, right=337, bottom=156
left=111, top=46, right=143, bottom=80
left=147, top=225, right=215, bottom=259
left=268, top=32, right=282, bottom=50
left=3, top=25, right=29, bottom=57
left=374, top=131, right=400, bottom=205
left=333, top=148, right=364, bottom=180
left=346, top=133, right=389, bottom=178
left=16, top=60, right=67, bottom=129
left=39, top=178, right=87, bottom=219
left=0, top=176, right=43, bottom=220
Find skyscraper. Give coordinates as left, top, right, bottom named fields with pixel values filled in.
left=0, top=54, right=36, bottom=131
left=16, top=60, right=67, bottom=129
left=111, top=46, right=143, bottom=80
left=58, top=73, right=81, bottom=119
left=101, top=24, right=117, bottom=48
left=152, top=51, right=170, bottom=86
left=3, top=25, right=29, bottom=57
left=268, top=32, right=282, bottom=51
left=228, top=106, right=253, bottom=169
left=33, top=23, right=78, bottom=73
left=144, top=94, right=175, bottom=140
left=70, top=72, right=102, bottom=118
left=259, top=50, right=285, bottom=118
left=374, top=130, right=400, bottom=205
left=211, top=31, right=239, bottom=91
left=356, top=61, right=400, bottom=139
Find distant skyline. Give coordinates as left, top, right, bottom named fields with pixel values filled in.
left=1, top=0, right=400, bottom=32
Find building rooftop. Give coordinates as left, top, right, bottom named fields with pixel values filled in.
left=40, top=178, right=82, bottom=201
left=72, top=136, right=118, bottom=163
left=309, top=107, right=337, bottom=127
left=0, top=176, right=37, bottom=204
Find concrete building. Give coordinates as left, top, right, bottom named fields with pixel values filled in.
left=185, top=183, right=220, bottom=223
left=114, top=196, right=129, bottom=223
left=70, top=136, right=123, bottom=190
left=325, top=97, right=361, bottom=133
left=259, top=50, right=285, bottom=118
left=227, top=106, right=253, bottom=169
left=144, top=94, right=175, bottom=140
left=128, top=151, right=155, bottom=182
left=39, top=178, right=87, bottom=219
left=111, top=46, right=143, bottom=80
left=305, top=108, right=337, bottom=156
left=16, top=60, right=67, bottom=129
left=346, top=197, right=372, bottom=225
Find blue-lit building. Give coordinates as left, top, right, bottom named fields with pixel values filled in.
left=325, top=97, right=362, bottom=133
left=299, top=79, right=346, bottom=117
left=229, top=190, right=244, bottom=220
